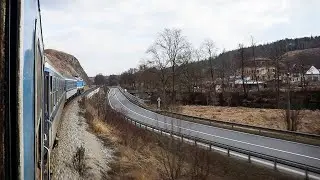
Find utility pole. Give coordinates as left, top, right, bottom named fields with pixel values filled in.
left=286, top=72, right=291, bottom=130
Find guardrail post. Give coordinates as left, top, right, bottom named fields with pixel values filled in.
left=161, top=130, right=162, bottom=135
left=305, top=168, right=309, bottom=180
left=227, top=147, right=230, bottom=156
left=209, top=144, right=212, bottom=151
left=248, top=154, right=251, bottom=163
left=274, top=159, right=277, bottom=170
left=195, top=140, right=197, bottom=146
left=135, top=121, right=136, bottom=126
left=181, top=135, right=183, bottom=142
left=140, top=123, right=141, bottom=128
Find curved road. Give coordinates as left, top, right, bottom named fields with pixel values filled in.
left=108, top=87, right=320, bottom=170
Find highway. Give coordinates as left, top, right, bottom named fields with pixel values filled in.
left=108, top=87, right=320, bottom=170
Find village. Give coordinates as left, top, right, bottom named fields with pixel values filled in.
left=214, top=57, right=320, bottom=93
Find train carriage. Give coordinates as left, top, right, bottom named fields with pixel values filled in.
left=65, top=78, right=78, bottom=100
left=0, top=1, right=87, bottom=179
left=76, top=77, right=85, bottom=94
left=43, top=61, right=66, bottom=159
left=1, top=0, right=46, bottom=179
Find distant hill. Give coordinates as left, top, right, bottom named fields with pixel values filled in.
left=197, top=36, right=320, bottom=71
left=284, top=47, right=320, bottom=68
left=44, top=49, right=91, bottom=84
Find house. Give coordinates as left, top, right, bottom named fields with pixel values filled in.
left=289, top=65, right=320, bottom=85
left=236, top=57, right=277, bottom=82
left=229, top=76, right=266, bottom=90
left=305, top=65, right=320, bottom=81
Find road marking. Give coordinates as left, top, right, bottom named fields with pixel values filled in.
left=109, top=88, right=320, bottom=163
left=120, top=89, right=320, bottom=149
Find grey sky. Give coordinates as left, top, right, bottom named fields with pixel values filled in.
left=41, top=0, right=320, bottom=77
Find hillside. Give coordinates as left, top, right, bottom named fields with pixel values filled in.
left=44, top=49, right=90, bottom=84
left=284, top=47, right=320, bottom=67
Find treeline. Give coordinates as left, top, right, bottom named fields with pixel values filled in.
left=95, top=28, right=320, bottom=109
left=94, top=74, right=119, bottom=86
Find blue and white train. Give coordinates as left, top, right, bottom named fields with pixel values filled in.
left=0, top=0, right=87, bottom=179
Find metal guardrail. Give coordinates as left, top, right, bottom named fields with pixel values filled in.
left=118, top=87, right=147, bottom=108
left=157, top=111, right=320, bottom=146
left=112, top=87, right=320, bottom=178
left=117, top=87, right=320, bottom=146
left=120, top=114, right=320, bottom=179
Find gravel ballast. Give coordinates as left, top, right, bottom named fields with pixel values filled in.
left=50, top=98, right=113, bottom=180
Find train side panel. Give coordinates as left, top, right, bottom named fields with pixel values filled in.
left=22, top=0, right=45, bottom=179
left=65, top=79, right=78, bottom=100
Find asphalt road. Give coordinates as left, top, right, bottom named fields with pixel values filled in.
left=108, top=87, right=320, bottom=169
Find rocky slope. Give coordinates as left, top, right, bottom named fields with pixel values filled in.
left=44, top=49, right=90, bottom=84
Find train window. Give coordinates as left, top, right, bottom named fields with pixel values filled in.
left=50, top=76, right=53, bottom=92
left=35, top=40, right=43, bottom=131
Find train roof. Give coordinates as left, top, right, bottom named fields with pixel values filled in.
left=64, top=77, right=78, bottom=81
left=44, top=61, right=64, bottom=78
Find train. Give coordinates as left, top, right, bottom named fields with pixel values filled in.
left=0, top=0, right=86, bottom=179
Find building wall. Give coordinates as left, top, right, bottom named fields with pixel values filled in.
left=237, top=66, right=276, bottom=81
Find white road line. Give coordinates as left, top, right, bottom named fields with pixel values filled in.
left=109, top=88, right=320, bottom=163
left=118, top=89, right=320, bottom=149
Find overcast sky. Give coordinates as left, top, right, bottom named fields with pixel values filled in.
left=41, top=0, right=320, bottom=77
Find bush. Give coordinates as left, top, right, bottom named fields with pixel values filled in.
left=72, top=145, right=90, bottom=177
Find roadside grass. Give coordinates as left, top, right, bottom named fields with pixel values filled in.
left=79, top=87, right=299, bottom=180
left=175, top=105, right=320, bottom=135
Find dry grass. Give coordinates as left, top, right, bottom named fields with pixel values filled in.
left=177, top=105, right=320, bottom=134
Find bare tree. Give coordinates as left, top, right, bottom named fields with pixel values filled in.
left=296, top=53, right=307, bottom=90
left=251, top=36, right=259, bottom=92
left=238, top=44, right=247, bottom=97
left=193, top=48, right=205, bottom=92
left=177, top=46, right=197, bottom=93
left=282, top=109, right=304, bottom=131
left=147, top=28, right=190, bottom=105
left=266, top=41, right=289, bottom=108
left=201, top=39, right=218, bottom=104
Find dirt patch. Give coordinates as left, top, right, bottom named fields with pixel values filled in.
left=176, top=105, right=320, bottom=134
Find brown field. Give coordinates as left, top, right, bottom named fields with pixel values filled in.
left=176, top=105, right=320, bottom=135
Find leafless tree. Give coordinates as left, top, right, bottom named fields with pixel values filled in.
left=238, top=44, right=247, bottom=97
left=296, top=53, right=308, bottom=90
left=177, top=46, right=197, bottom=93
left=267, top=41, right=288, bottom=108
left=193, top=48, right=206, bottom=92
left=157, top=117, right=186, bottom=180
left=147, top=28, right=190, bottom=105
left=251, top=36, right=259, bottom=92
left=281, top=109, right=304, bottom=131
left=201, top=39, right=218, bottom=104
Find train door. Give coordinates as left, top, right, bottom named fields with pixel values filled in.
left=43, top=71, right=50, bottom=179
left=35, top=38, right=44, bottom=179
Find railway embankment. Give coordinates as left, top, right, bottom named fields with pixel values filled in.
left=50, top=93, right=113, bottom=180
